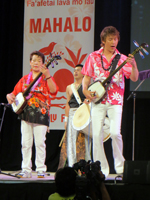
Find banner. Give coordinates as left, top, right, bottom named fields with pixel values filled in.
left=23, top=0, right=95, bottom=129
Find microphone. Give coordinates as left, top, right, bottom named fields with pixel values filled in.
left=0, top=103, right=11, bottom=108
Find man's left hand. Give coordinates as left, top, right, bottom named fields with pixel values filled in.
left=127, top=54, right=136, bottom=66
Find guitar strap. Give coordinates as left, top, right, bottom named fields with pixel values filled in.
left=107, top=54, right=121, bottom=84
left=71, top=83, right=82, bottom=105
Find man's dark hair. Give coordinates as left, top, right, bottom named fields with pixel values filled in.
left=55, top=167, right=77, bottom=197
left=75, top=64, right=83, bottom=68
left=100, top=26, right=120, bottom=47
left=30, top=51, right=45, bottom=63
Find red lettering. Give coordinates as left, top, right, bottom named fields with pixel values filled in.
left=74, top=17, right=81, bottom=32
left=61, top=114, right=65, bottom=122
left=85, top=0, right=94, bottom=4
left=63, top=17, right=73, bottom=32
left=53, top=18, right=62, bottom=32
left=27, top=0, right=31, bottom=6
left=43, top=1, right=46, bottom=6
left=29, top=17, right=91, bottom=33
left=83, top=16, right=91, bottom=32
left=30, top=18, right=41, bottom=33
left=43, top=18, right=52, bottom=32
left=50, top=114, right=57, bottom=122
left=72, top=0, right=82, bottom=5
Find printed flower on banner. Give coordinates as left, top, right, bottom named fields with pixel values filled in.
left=52, top=44, right=87, bottom=93
left=68, top=4, right=94, bottom=25
left=24, top=20, right=46, bottom=44
left=64, top=47, right=87, bottom=68
left=55, top=34, right=82, bottom=63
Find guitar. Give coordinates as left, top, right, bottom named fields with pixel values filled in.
left=12, top=55, right=61, bottom=114
left=88, top=43, right=149, bottom=104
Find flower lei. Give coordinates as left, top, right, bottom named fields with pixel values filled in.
left=26, top=71, right=42, bottom=100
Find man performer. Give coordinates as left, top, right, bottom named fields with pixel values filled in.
left=81, top=26, right=139, bottom=177
left=6, top=51, right=58, bottom=178
left=58, top=64, right=91, bottom=168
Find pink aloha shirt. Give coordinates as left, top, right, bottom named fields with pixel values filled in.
left=82, top=48, right=132, bottom=105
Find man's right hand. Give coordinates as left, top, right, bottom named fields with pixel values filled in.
left=83, top=89, right=96, bottom=101
left=6, top=93, right=16, bottom=104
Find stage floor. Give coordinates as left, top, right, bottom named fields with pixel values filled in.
left=0, top=170, right=55, bottom=183
left=0, top=170, right=120, bottom=182
left=0, top=171, right=150, bottom=200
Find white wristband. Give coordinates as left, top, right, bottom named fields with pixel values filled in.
left=65, top=116, right=68, bottom=122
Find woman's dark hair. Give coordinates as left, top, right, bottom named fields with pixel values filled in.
left=30, top=51, right=45, bottom=63
left=55, top=167, right=77, bottom=197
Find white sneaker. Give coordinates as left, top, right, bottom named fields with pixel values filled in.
left=37, top=171, right=45, bottom=178
left=17, top=171, right=32, bottom=178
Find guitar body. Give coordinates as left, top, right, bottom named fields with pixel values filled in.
left=11, top=92, right=27, bottom=114
left=88, top=81, right=106, bottom=104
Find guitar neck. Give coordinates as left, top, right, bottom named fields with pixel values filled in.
left=23, top=72, right=42, bottom=97
left=22, top=55, right=61, bottom=97
left=102, top=50, right=137, bottom=86
left=102, top=60, right=127, bottom=85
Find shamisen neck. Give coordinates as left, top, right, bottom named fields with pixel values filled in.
left=23, top=71, right=42, bottom=97
left=32, top=71, right=41, bottom=79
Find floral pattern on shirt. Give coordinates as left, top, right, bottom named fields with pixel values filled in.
left=12, top=74, right=58, bottom=126
left=81, top=48, right=132, bottom=105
